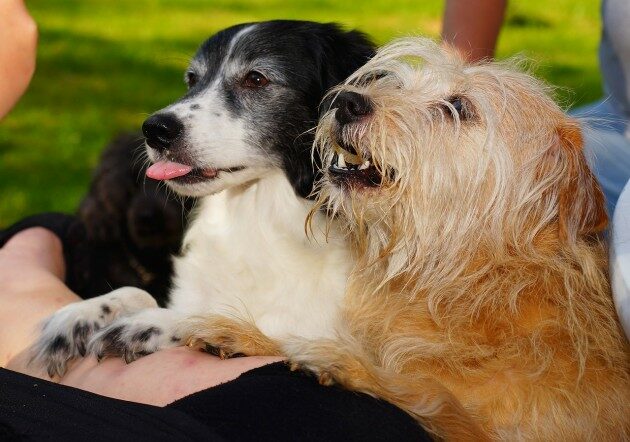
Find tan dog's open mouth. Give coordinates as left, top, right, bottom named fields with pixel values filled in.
left=329, top=139, right=395, bottom=188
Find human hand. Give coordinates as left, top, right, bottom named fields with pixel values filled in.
left=59, top=348, right=284, bottom=406
left=0, top=0, right=38, bottom=119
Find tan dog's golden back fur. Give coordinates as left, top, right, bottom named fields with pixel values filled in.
left=309, top=38, right=630, bottom=440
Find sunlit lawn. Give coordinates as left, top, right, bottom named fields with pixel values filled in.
left=0, top=0, right=600, bottom=224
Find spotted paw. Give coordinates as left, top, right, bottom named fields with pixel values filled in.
left=28, top=287, right=157, bottom=377
left=87, top=308, right=187, bottom=363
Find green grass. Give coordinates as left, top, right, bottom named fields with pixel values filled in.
left=0, top=0, right=600, bottom=225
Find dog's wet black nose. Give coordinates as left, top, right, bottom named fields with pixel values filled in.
left=142, top=113, right=183, bottom=151
left=333, top=91, right=373, bottom=126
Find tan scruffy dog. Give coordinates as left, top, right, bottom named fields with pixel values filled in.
left=297, top=38, right=630, bottom=440
left=186, top=38, right=630, bottom=440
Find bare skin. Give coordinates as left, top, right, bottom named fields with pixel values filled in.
left=0, top=0, right=38, bottom=119
left=1, top=228, right=283, bottom=406
left=442, top=0, right=507, bottom=62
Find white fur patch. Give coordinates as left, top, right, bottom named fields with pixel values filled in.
left=168, top=170, right=352, bottom=341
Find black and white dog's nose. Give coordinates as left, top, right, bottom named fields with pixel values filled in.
left=333, top=91, right=373, bottom=126
left=142, top=113, right=184, bottom=151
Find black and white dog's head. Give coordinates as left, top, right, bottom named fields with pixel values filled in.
left=143, top=21, right=375, bottom=198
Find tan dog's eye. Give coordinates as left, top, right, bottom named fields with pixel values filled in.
left=450, top=97, right=463, bottom=114
left=442, top=95, right=474, bottom=121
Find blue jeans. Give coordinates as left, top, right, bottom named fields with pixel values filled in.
left=570, top=99, right=630, bottom=216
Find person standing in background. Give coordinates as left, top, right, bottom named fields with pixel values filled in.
left=573, top=0, right=630, bottom=217
left=442, top=0, right=630, bottom=216
left=442, top=0, right=507, bottom=63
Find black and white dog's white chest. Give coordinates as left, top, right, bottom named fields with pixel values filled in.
left=169, top=170, right=352, bottom=340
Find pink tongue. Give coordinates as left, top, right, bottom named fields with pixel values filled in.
left=146, top=161, right=193, bottom=180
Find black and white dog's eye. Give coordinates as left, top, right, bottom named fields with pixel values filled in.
left=242, top=71, right=270, bottom=88
left=185, top=71, right=198, bottom=88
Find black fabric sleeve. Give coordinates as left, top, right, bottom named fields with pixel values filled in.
left=0, top=368, right=224, bottom=442
left=1, top=362, right=431, bottom=441
left=168, top=362, right=432, bottom=442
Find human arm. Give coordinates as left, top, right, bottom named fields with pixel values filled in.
left=0, top=0, right=38, bottom=119
left=442, top=0, right=507, bottom=62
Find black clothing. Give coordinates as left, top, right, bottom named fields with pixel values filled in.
left=0, top=362, right=430, bottom=441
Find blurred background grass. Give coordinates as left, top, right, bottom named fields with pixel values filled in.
left=0, top=0, right=601, bottom=225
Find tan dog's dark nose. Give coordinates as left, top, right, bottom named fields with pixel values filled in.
left=333, top=91, right=373, bottom=126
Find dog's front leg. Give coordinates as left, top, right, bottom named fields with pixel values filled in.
left=89, top=312, right=283, bottom=365
left=283, top=338, right=491, bottom=442
left=184, top=314, right=283, bottom=359
left=86, top=307, right=190, bottom=363
left=29, top=286, right=157, bottom=377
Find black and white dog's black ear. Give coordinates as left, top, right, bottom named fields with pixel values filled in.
left=317, top=24, right=375, bottom=90
left=287, top=23, right=375, bottom=199
left=313, top=24, right=376, bottom=114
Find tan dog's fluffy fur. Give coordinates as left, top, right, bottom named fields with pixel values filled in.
left=188, top=38, right=630, bottom=440
left=304, top=38, right=630, bottom=440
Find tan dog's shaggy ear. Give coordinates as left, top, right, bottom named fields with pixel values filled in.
left=555, top=121, right=608, bottom=242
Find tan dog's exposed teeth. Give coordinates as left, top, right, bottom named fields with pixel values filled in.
left=358, top=160, right=371, bottom=170
left=332, top=151, right=347, bottom=169
left=331, top=152, right=372, bottom=171
left=333, top=142, right=363, bottom=165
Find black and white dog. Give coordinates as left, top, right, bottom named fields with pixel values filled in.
left=31, top=21, right=374, bottom=376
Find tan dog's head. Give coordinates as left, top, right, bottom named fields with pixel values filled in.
left=315, top=38, right=606, bottom=273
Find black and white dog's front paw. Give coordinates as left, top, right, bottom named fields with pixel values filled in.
left=87, top=308, right=187, bottom=363
left=29, top=287, right=157, bottom=377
